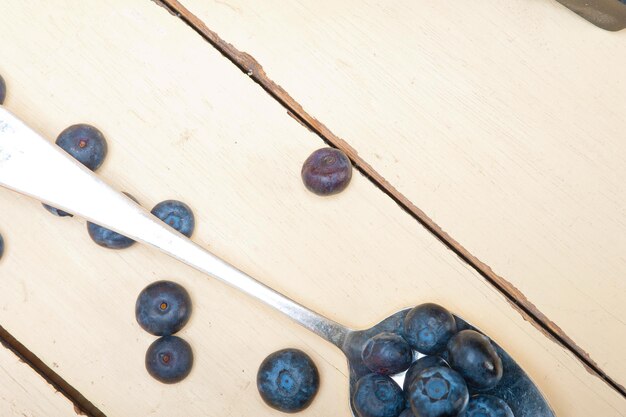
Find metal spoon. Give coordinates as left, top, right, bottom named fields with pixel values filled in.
left=0, top=107, right=555, bottom=417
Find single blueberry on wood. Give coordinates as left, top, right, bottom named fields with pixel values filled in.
left=407, top=366, right=469, bottom=417
left=145, top=335, right=193, bottom=384
left=151, top=200, right=195, bottom=238
left=56, top=124, right=108, bottom=171
left=403, top=303, right=456, bottom=355
left=136, top=280, right=192, bottom=336
left=353, top=373, right=404, bottom=417
left=257, top=348, right=319, bottom=413
left=87, top=192, right=137, bottom=249
left=44, top=123, right=108, bottom=216
left=361, top=332, right=412, bottom=376
left=458, top=395, right=514, bottom=417
left=0, top=75, right=6, bottom=105
left=446, top=330, right=503, bottom=391
left=403, top=356, right=448, bottom=392
left=135, top=281, right=192, bottom=336
left=301, top=147, right=352, bottom=196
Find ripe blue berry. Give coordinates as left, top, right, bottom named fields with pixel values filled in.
left=301, top=148, right=352, bottom=196
left=136, top=280, right=192, bottom=336
left=407, top=366, right=469, bottom=417
left=56, top=124, right=108, bottom=171
left=362, top=332, right=412, bottom=376
left=151, top=200, right=195, bottom=238
left=353, top=373, right=404, bottom=417
left=257, top=348, right=319, bottom=413
left=403, top=303, right=456, bottom=355
left=0, top=233, right=4, bottom=260
left=446, top=330, right=503, bottom=391
left=403, top=356, right=448, bottom=392
left=0, top=75, right=6, bottom=104
left=459, top=395, right=514, bottom=417
left=145, top=336, right=193, bottom=384
left=42, top=204, right=73, bottom=218
left=87, top=192, right=137, bottom=249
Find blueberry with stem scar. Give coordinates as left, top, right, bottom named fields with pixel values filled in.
left=145, top=336, right=193, bottom=384
left=403, top=356, right=448, bottom=392
left=44, top=123, right=108, bottom=216
left=403, top=303, right=456, bottom=355
left=55, top=124, right=108, bottom=171
left=87, top=192, right=137, bottom=249
left=151, top=200, right=195, bottom=238
left=135, top=280, right=192, bottom=336
left=352, top=373, right=404, bottom=417
left=257, top=348, right=319, bottom=413
left=301, top=147, right=352, bottom=196
left=407, top=366, right=469, bottom=417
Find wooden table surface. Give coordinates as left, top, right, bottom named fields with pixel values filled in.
left=0, top=1, right=624, bottom=416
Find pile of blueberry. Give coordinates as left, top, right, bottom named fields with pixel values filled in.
left=136, top=280, right=194, bottom=384
left=353, top=303, right=513, bottom=417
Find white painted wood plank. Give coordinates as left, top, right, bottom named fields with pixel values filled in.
left=0, top=346, right=76, bottom=417
left=180, top=0, right=626, bottom=385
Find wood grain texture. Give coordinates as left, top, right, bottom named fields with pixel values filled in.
left=0, top=1, right=624, bottom=416
left=176, top=0, right=626, bottom=387
left=0, top=345, right=75, bottom=416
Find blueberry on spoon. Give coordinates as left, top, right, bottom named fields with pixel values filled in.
left=136, top=280, right=192, bottom=336
left=403, top=356, right=448, bottom=392
left=361, top=332, right=412, bottom=376
left=446, top=330, right=503, bottom=391
left=353, top=373, right=404, bottom=417
left=407, top=366, right=469, bottom=417
left=403, top=303, right=456, bottom=355
left=459, top=395, right=514, bottom=417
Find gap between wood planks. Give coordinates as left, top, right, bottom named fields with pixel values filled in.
left=154, top=0, right=626, bottom=398
left=0, top=326, right=105, bottom=417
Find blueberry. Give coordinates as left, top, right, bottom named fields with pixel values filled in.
left=0, top=233, right=4, bottom=260
left=87, top=192, right=137, bottom=249
left=362, top=332, right=412, bottom=376
left=56, top=124, right=108, bottom=171
left=403, top=303, right=456, bottom=355
left=407, top=366, right=469, bottom=417
left=353, top=373, right=404, bottom=417
left=42, top=203, right=73, bottom=218
left=136, top=280, right=192, bottom=336
left=151, top=200, right=195, bottom=238
left=145, top=335, right=193, bottom=384
left=301, top=147, right=352, bottom=196
left=399, top=409, right=415, bottom=417
left=446, top=330, right=503, bottom=391
left=257, top=348, right=319, bottom=413
left=459, top=395, right=514, bottom=417
left=0, top=75, right=6, bottom=105
left=403, top=356, right=448, bottom=392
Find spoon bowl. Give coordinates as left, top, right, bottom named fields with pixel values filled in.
left=0, top=107, right=555, bottom=416
left=342, top=309, right=555, bottom=417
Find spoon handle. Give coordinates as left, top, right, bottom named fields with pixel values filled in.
left=0, top=106, right=350, bottom=348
